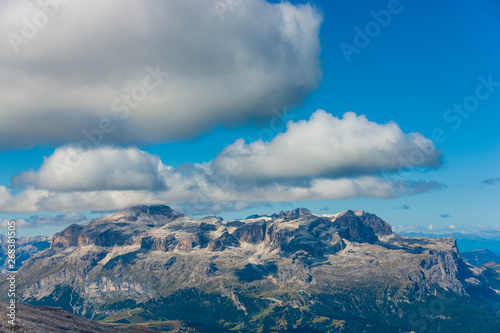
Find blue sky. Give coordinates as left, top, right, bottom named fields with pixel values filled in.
left=0, top=0, right=499, bottom=236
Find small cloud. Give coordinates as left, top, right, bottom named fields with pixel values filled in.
left=89, top=209, right=118, bottom=216
left=178, top=201, right=270, bottom=216
left=395, top=204, right=410, bottom=210
left=439, top=214, right=451, bottom=218
left=0, top=212, right=89, bottom=229
left=448, top=225, right=456, bottom=229
left=12, top=146, right=168, bottom=191
left=428, top=224, right=434, bottom=230
left=483, top=177, right=500, bottom=185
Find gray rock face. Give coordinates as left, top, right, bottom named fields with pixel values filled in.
left=334, top=210, right=391, bottom=243
left=140, top=235, right=177, bottom=251
left=209, top=231, right=240, bottom=251
left=4, top=205, right=498, bottom=321
left=356, top=211, right=392, bottom=235
left=232, top=220, right=266, bottom=243
left=51, top=224, right=84, bottom=248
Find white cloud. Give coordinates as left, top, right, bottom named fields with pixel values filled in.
left=0, top=0, right=322, bottom=149
left=12, top=146, right=169, bottom=191
left=213, top=110, right=442, bottom=182
left=0, top=185, right=49, bottom=213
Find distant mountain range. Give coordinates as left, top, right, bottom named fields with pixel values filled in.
left=393, top=225, right=500, bottom=254
left=1, top=205, right=499, bottom=332
left=461, top=249, right=500, bottom=267
left=0, top=235, right=50, bottom=273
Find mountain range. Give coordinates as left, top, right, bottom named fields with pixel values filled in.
left=0, top=235, right=50, bottom=274
left=1, top=205, right=500, bottom=332
left=393, top=225, right=500, bottom=254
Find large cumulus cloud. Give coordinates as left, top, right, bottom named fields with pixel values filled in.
left=0, top=0, right=322, bottom=149
left=213, top=110, right=442, bottom=183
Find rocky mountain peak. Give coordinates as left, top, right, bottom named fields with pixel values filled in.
left=246, top=213, right=268, bottom=219
left=51, top=205, right=182, bottom=249
left=334, top=209, right=392, bottom=236
left=113, top=204, right=177, bottom=219
left=199, top=214, right=224, bottom=223
left=271, top=207, right=312, bottom=220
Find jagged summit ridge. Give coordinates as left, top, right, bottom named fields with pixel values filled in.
left=108, top=204, right=179, bottom=220
left=271, top=207, right=312, bottom=220
left=51, top=205, right=391, bottom=251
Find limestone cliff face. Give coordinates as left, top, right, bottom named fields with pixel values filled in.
left=140, top=235, right=177, bottom=251
left=334, top=210, right=392, bottom=243
left=7, top=205, right=499, bottom=321
left=355, top=210, right=393, bottom=235
left=232, top=220, right=266, bottom=243
left=51, top=224, right=84, bottom=248
left=209, top=231, right=241, bottom=251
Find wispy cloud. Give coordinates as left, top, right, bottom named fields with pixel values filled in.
left=178, top=201, right=271, bottom=216
left=483, top=177, right=500, bottom=185
left=0, top=212, right=88, bottom=229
